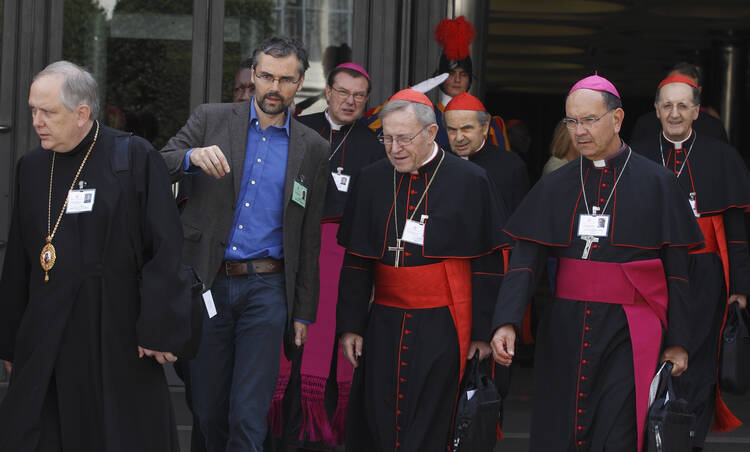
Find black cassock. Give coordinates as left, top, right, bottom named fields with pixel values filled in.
left=633, top=131, right=750, bottom=445
left=467, top=143, right=529, bottom=214
left=337, top=148, right=508, bottom=451
left=0, top=125, right=194, bottom=452
left=296, top=113, right=385, bottom=220
left=492, top=145, right=702, bottom=451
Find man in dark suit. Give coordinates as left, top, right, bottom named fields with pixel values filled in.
left=160, top=36, right=329, bottom=451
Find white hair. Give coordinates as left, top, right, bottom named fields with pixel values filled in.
left=34, top=60, right=100, bottom=119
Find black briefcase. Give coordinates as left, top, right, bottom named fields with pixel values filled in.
left=719, top=301, right=750, bottom=394
left=451, top=353, right=502, bottom=452
left=645, top=361, right=695, bottom=452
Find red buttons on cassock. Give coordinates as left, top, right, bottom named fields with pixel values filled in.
left=582, top=359, right=588, bottom=364
left=578, top=426, right=583, bottom=431
left=578, top=440, right=586, bottom=445
left=581, top=376, right=588, bottom=381
left=585, top=309, right=592, bottom=315
left=583, top=342, right=590, bottom=348
left=398, top=393, right=404, bottom=399
left=585, top=326, right=591, bottom=331
left=401, top=362, right=407, bottom=366
left=402, top=346, right=409, bottom=350
left=406, top=313, right=413, bottom=318
left=397, top=410, right=402, bottom=415
left=601, top=183, right=607, bottom=188
left=404, top=252, right=412, bottom=257
left=599, top=198, right=605, bottom=202
left=578, top=409, right=585, bottom=414
left=405, top=330, right=412, bottom=335
left=396, top=426, right=402, bottom=431
left=579, top=392, right=586, bottom=397
left=408, top=205, right=415, bottom=211
left=410, top=190, right=418, bottom=195
left=603, top=169, right=609, bottom=173
left=400, top=377, right=407, bottom=383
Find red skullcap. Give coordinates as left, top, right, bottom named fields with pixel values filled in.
left=657, top=74, right=698, bottom=90
left=335, top=62, right=370, bottom=81
left=445, top=92, right=486, bottom=112
left=387, top=89, right=434, bottom=108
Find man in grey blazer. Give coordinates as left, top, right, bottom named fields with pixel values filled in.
left=160, top=36, right=329, bottom=451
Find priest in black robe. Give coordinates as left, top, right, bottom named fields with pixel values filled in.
left=337, top=89, right=508, bottom=451
left=268, top=63, right=384, bottom=448
left=0, top=61, right=195, bottom=451
left=629, top=62, right=728, bottom=143
left=632, top=74, right=750, bottom=447
left=491, top=74, right=703, bottom=452
left=297, top=63, right=384, bottom=220
left=443, top=92, right=529, bottom=214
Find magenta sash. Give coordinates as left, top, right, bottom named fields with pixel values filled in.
left=555, top=257, right=668, bottom=452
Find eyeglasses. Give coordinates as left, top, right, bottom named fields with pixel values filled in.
left=562, top=109, right=614, bottom=130
left=657, top=102, right=697, bottom=114
left=378, top=125, right=428, bottom=146
left=254, top=70, right=301, bottom=88
left=331, top=86, right=368, bottom=102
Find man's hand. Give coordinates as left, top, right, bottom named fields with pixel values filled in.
left=189, top=145, right=231, bottom=179
left=728, top=294, right=747, bottom=309
left=660, top=346, right=688, bottom=376
left=138, top=346, right=178, bottom=364
left=293, top=321, right=308, bottom=347
left=2, top=360, right=11, bottom=375
left=491, top=325, right=516, bottom=367
left=468, top=341, right=492, bottom=361
left=340, top=333, right=363, bottom=367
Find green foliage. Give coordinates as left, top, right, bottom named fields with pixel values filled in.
left=63, top=0, right=194, bottom=148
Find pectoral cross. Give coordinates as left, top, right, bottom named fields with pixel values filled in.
left=581, top=235, right=598, bottom=260
left=388, top=238, right=404, bottom=268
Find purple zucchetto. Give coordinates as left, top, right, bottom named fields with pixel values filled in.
left=335, top=62, right=370, bottom=81
left=568, top=72, right=620, bottom=99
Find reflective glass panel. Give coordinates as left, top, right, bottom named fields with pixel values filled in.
left=223, top=0, right=354, bottom=114
left=63, top=0, right=193, bottom=148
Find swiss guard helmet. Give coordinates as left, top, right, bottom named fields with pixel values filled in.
left=434, top=16, right=475, bottom=89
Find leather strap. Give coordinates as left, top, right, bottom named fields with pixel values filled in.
left=219, top=258, right=284, bottom=276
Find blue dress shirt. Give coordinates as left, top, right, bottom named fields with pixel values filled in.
left=224, top=100, right=289, bottom=260
left=183, top=99, right=290, bottom=260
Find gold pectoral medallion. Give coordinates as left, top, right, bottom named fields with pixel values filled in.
left=40, top=237, right=56, bottom=282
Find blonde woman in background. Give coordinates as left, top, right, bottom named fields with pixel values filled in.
left=542, top=121, right=579, bottom=175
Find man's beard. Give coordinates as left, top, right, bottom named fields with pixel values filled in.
left=258, top=92, right=290, bottom=115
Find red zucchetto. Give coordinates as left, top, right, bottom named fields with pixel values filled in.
left=657, top=74, right=699, bottom=90
left=387, top=88, right=434, bottom=108
left=444, top=92, right=486, bottom=112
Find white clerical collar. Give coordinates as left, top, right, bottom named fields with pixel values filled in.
left=325, top=110, right=344, bottom=131
left=592, top=141, right=627, bottom=168
left=412, top=142, right=439, bottom=174
left=662, top=129, right=693, bottom=150
left=439, top=91, right=453, bottom=108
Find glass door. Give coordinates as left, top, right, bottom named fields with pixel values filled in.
left=62, top=0, right=195, bottom=149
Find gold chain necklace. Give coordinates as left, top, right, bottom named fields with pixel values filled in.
left=40, top=121, right=99, bottom=282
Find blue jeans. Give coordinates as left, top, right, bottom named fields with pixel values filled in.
left=190, top=272, right=287, bottom=452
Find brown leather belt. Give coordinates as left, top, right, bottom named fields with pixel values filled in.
left=219, top=258, right=284, bottom=276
